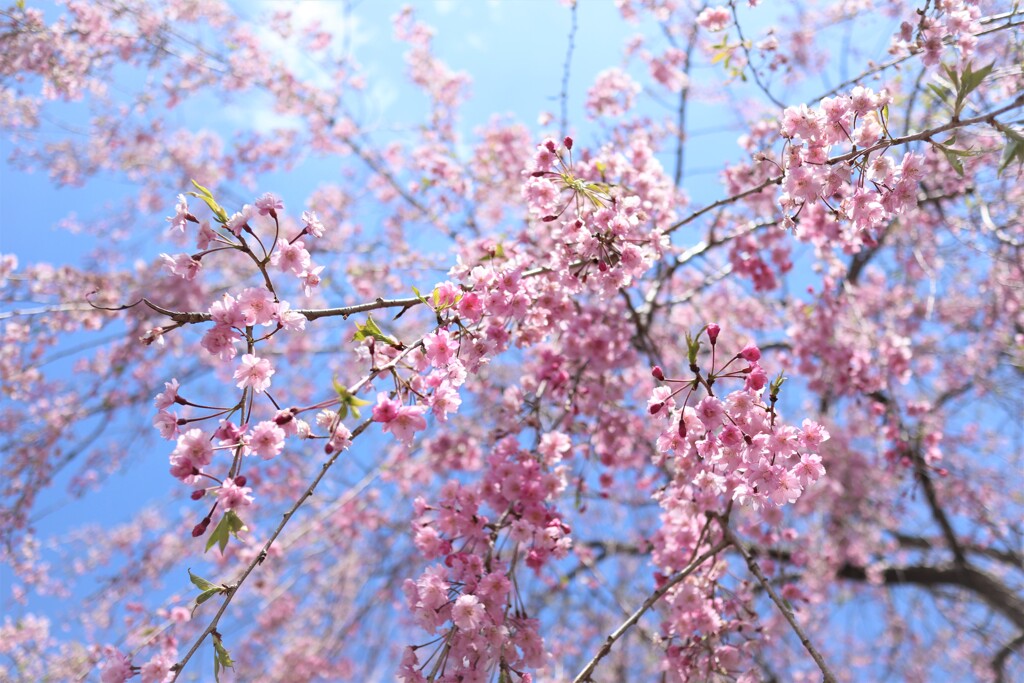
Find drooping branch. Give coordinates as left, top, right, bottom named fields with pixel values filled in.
left=572, top=539, right=729, bottom=683
left=720, top=521, right=839, bottom=683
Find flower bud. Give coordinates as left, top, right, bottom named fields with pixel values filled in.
left=563, top=136, right=573, bottom=150
left=706, top=323, right=720, bottom=344
left=651, top=366, right=665, bottom=381
left=190, top=489, right=205, bottom=500
left=738, top=343, right=761, bottom=362
left=234, top=475, right=247, bottom=487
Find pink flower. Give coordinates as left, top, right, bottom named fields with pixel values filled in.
left=236, top=287, right=277, bottom=326
left=424, top=329, right=456, bottom=366
left=171, top=429, right=214, bottom=468
left=234, top=353, right=274, bottom=393
left=217, top=477, right=253, bottom=510
left=299, top=265, right=325, bottom=297
left=166, top=194, right=193, bottom=233
left=274, top=300, right=307, bottom=331
left=430, top=381, right=462, bottom=422
left=153, top=378, right=180, bottom=410
left=225, top=204, right=253, bottom=236
left=301, top=210, right=325, bottom=237
left=99, top=648, right=133, bottom=683
left=247, top=420, right=285, bottom=460
left=585, top=67, right=641, bottom=118
left=451, top=594, right=485, bottom=631
left=201, top=324, right=239, bottom=361
left=160, top=253, right=200, bottom=281
left=255, top=192, right=283, bottom=216
left=696, top=6, right=731, bottom=31
left=372, top=392, right=401, bottom=423
left=271, top=240, right=310, bottom=275
left=745, top=363, right=768, bottom=392
left=210, top=294, right=245, bottom=328
left=696, top=396, right=726, bottom=429
left=153, top=410, right=179, bottom=440
left=456, top=292, right=484, bottom=322
left=383, top=404, right=428, bottom=443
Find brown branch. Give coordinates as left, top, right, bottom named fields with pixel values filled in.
left=993, top=632, right=1024, bottom=683
left=572, top=540, right=728, bottom=683
left=721, top=523, right=838, bottom=683
left=836, top=562, right=1024, bottom=630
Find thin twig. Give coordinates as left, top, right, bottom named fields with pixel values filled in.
left=719, top=522, right=837, bottom=683
left=572, top=540, right=729, bottom=683
left=559, top=0, right=579, bottom=138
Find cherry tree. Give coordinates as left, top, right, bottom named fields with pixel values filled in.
left=2, top=0, right=1022, bottom=681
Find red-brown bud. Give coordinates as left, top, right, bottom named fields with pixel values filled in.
left=563, top=136, right=573, bottom=150
left=651, top=366, right=665, bottom=381
left=706, top=323, right=721, bottom=344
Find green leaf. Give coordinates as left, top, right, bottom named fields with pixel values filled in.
left=205, top=510, right=248, bottom=554
left=961, top=60, right=995, bottom=99
left=769, top=372, right=787, bottom=400
left=411, top=286, right=432, bottom=308
left=685, top=331, right=701, bottom=368
left=942, top=147, right=965, bottom=176
left=212, top=632, right=234, bottom=682
left=196, top=588, right=221, bottom=606
left=333, top=381, right=371, bottom=420
left=947, top=60, right=996, bottom=117
left=927, top=83, right=952, bottom=106
left=188, top=568, right=218, bottom=592
left=188, top=179, right=229, bottom=224
left=998, top=129, right=1024, bottom=176
left=188, top=569, right=227, bottom=617
left=352, top=315, right=400, bottom=347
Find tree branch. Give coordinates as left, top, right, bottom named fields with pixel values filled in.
left=572, top=540, right=728, bottom=683
left=720, top=522, right=838, bottom=683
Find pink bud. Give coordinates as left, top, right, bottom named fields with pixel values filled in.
left=649, top=402, right=664, bottom=415
left=738, top=343, right=761, bottom=362
left=190, top=489, right=205, bottom=500
left=651, top=366, right=665, bottom=381
left=563, top=136, right=573, bottom=150
left=542, top=215, right=558, bottom=222
left=707, top=323, right=721, bottom=344
left=234, top=475, right=247, bottom=487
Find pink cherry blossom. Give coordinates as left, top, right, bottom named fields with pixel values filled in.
left=233, top=353, right=275, bottom=393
